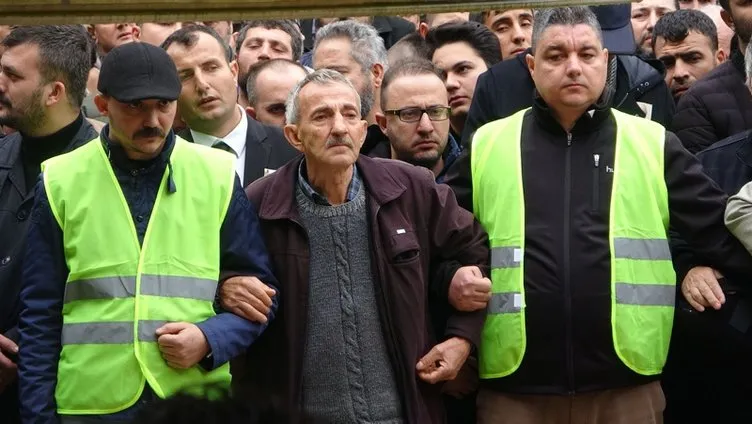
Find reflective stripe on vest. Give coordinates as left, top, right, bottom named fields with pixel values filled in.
left=472, top=108, right=675, bottom=379
left=42, top=137, right=236, bottom=414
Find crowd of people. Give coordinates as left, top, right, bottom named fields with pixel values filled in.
left=1, top=1, right=752, bottom=423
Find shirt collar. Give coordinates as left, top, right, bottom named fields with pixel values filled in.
left=297, top=159, right=361, bottom=206
left=189, top=105, right=248, bottom=155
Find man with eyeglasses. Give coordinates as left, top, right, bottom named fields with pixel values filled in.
left=376, top=59, right=477, bottom=424
left=376, top=59, right=460, bottom=184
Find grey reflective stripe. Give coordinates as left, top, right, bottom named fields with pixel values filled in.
left=491, top=247, right=521, bottom=268
left=615, top=283, right=675, bottom=307
left=140, top=275, right=217, bottom=301
left=137, top=320, right=171, bottom=343
left=62, top=322, right=134, bottom=345
left=613, top=238, right=671, bottom=261
left=61, top=320, right=175, bottom=345
left=64, top=277, right=136, bottom=303
left=487, top=292, right=522, bottom=314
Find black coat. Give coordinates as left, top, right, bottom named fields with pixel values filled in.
left=180, top=114, right=299, bottom=187
left=672, top=47, right=752, bottom=154
left=0, top=118, right=96, bottom=422
left=446, top=98, right=752, bottom=394
left=461, top=50, right=675, bottom=147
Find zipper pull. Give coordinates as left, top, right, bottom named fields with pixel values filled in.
left=567, top=133, right=572, bottom=146
left=594, top=154, right=600, bottom=168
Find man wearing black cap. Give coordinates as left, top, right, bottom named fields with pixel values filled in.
left=458, top=4, right=675, bottom=148
left=16, top=42, right=278, bottom=422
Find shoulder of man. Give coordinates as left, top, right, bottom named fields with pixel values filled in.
left=0, top=132, right=22, bottom=164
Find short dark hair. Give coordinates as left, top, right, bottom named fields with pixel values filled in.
left=2, top=25, right=92, bottom=108
left=380, top=59, right=447, bottom=110
left=246, top=58, right=307, bottom=106
left=425, top=21, right=502, bottom=68
left=235, top=20, right=302, bottom=62
left=161, top=25, right=233, bottom=63
left=652, top=9, right=719, bottom=52
left=720, top=0, right=730, bottom=12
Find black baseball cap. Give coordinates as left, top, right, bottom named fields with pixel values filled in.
left=591, top=4, right=637, bottom=55
left=98, top=42, right=181, bottom=103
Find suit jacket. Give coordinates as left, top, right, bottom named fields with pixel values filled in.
left=180, top=114, right=300, bottom=187
left=0, top=118, right=96, bottom=423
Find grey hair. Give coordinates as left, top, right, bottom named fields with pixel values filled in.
left=313, top=20, right=388, bottom=74
left=285, top=69, right=362, bottom=125
left=531, top=7, right=603, bottom=53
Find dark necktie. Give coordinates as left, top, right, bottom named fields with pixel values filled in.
left=212, top=139, right=236, bottom=157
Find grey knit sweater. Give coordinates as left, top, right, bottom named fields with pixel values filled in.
left=297, top=184, right=404, bottom=424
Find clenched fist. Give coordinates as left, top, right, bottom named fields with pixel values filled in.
left=155, top=322, right=209, bottom=369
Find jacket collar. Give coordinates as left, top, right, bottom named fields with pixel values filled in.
left=531, top=93, right=612, bottom=139
left=735, top=131, right=752, bottom=168
left=257, top=154, right=406, bottom=221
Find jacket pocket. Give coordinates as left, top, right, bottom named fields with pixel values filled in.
left=387, top=230, right=421, bottom=265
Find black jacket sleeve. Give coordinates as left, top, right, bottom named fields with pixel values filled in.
left=672, top=89, right=718, bottom=154
left=460, top=70, right=497, bottom=149
left=665, top=131, right=752, bottom=281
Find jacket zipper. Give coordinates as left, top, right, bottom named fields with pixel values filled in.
left=592, top=154, right=600, bottom=211
left=564, top=132, right=576, bottom=394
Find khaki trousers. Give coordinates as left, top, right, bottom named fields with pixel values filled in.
left=477, top=381, right=665, bottom=424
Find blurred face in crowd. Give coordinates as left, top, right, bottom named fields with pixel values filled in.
left=377, top=73, right=450, bottom=174
left=701, top=5, right=734, bottom=57
left=248, top=64, right=307, bottom=127
left=90, top=23, right=138, bottom=54
left=285, top=81, right=367, bottom=170
left=95, top=96, right=176, bottom=160
left=202, top=21, right=233, bottom=44
left=631, top=0, right=676, bottom=55
left=527, top=24, right=608, bottom=123
left=236, top=26, right=294, bottom=90
left=678, top=0, right=715, bottom=9
left=400, top=15, right=421, bottom=29
left=484, top=9, right=534, bottom=59
left=420, top=13, right=470, bottom=37
left=432, top=42, right=488, bottom=131
left=314, top=37, right=382, bottom=119
left=0, top=43, right=50, bottom=133
left=166, top=32, right=239, bottom=134
left=654, top=30, right=724, bottom=98
left=140, top=22, right=182, bottom=46
left=723, top=0, right=752, bottom=51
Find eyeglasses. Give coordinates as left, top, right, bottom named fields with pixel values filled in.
left=384, top=106, right=452, bottom=123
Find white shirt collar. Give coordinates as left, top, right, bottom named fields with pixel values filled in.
left=189, top=105, right=248, bottom=156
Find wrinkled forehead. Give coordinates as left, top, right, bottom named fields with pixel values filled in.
left=537, top=24, right=604, bottom=52
left=298, top=81, right=360, bottom=112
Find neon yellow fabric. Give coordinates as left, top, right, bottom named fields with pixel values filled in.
left=472, top=109, right=675, bottom=379
left=42, top=137, right=236, bottom=414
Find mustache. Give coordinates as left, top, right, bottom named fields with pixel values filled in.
left=0, top=94, right=11, bottom=108
left=133, top=127, right=165, bottom=139
left=326, top=137, right=353, bottom=148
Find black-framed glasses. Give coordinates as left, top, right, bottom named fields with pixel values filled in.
left=384, top=106, right=452, bottom=123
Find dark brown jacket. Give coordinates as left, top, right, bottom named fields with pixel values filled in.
left=233, top=155, right=489, bottom=423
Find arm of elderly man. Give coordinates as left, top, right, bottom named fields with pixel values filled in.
left=17, top=177, right=277, bottom=422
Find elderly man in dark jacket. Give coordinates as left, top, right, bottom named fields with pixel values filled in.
left=0, top=26, right=97, bottom=422
left=672, top=34, right=752, bottom=153
left=226, top=69, right=490, bottom=424
left=460, top=4, right=675, bottom=147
